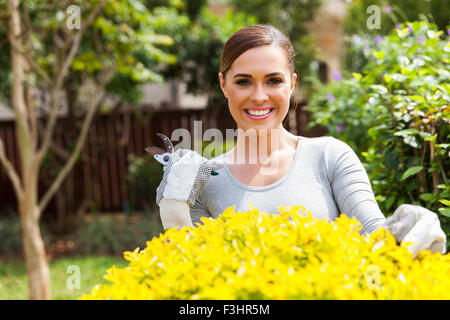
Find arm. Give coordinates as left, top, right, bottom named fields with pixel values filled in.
left=190, top=195, right=213, bottom=227
left=159, top=194, right=213, bottom=230
left=325, top=137, right=386, bottom=235
left=159, top=198, right=193, bottom=230
left=326, top=137, right=446, bottom=257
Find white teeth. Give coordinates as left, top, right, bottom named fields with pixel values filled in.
left=247, top=109, right=272, bottom=116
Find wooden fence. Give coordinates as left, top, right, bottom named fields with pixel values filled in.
left=0, top=103, right=326, bottom=216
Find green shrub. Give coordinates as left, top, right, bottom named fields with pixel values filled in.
left=306, top=22, right=450, bottom=247
left=0, top=208, right=52, bottom=255
left=0, top=211, right=23, bottom=255
left=76, top=213, right=163, bottom=256
left=126, top=153, right=163, bottom=212
left=344, top=0, right=449, bottom=36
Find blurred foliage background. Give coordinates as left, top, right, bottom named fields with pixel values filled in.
left=307, top=21, right=450, bottom=249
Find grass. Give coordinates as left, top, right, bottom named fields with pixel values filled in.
left=0, top=255, right=128, bottom=300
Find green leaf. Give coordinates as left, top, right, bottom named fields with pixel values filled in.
left=438, top=207, right=450, bottom=218
left=419, top=132, right=433, bottom=139
left=371, top=85, right=388, bottom=95
left=424, top=133, right=437, bottom=142
left=352, top=73, right=362, bottom=80
left=436, top=143, right=450, bottom=149
left=439, top=200, right=450, bottom=206
left=408, top=95, right=426, bottom=102
left=400, top=166, right=423, bottom=181
left=385, top=195, right=396, bottom=210
left=394, top=129, right=420, bottom=137
left=419, top=193, right=434, bottom=201
left=375, top=51, right=385, bottom=60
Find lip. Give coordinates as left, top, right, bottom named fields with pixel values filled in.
left=245, top=107, right=273, bottom=111
left=244, top=107, right=275, bottom=120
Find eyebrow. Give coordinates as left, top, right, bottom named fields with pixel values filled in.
left=232, top=72, right=284, bottom=79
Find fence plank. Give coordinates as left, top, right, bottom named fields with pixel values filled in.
left=98, top=117, right=112, bottom=210
left=91, top=121, right=103, bottom=209
left=0, top=125, right=6, bottom=180
left=135, top=115, right=144, bottom=157
left=116, top=114, right=128, bottom=205
left=82, top=124, right=92, bottom=204
left=107, top=116, right=121, bottom=209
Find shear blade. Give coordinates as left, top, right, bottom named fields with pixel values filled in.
left=156, top=133, right=174, bottom=153
left=145, top=146, right=165, bottom=156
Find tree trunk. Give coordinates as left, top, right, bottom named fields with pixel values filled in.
left=18, top=164, right=51, bottom=300
left=7, top=0, right=51, bottom=300
left=19, top=199, right=51, bottom=300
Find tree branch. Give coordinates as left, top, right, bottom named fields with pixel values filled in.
left=0, top=137, right=24, bottom=198
left=52, top=28, right=65, bottom=49
left=25, top=72, right=38, bottom=151
left=37, top=0, right=108, bottom=163
left=7, top=0, right=33, bottom=168
left=7, top=33, right=52, bottom=86
left=36, top=86, right=60, bottom=162
left=54, top=0, right=108, bottom=91
left=38, top=65, right=117, bottom=215
left=21, top=6, right=39, bottom=151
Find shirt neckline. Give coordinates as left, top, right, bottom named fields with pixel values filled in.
left=222, top=136, right=303, bottom=191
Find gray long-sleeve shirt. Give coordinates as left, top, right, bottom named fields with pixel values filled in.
left=190, top=135, right=386, bottom=235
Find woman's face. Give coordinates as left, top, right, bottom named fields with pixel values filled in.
left=219, top=45, right=296, bottom=133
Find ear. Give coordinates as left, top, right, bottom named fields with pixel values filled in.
left=218, top=72, right=228, bottom=98
left=290, top=73, right=297, bottom=92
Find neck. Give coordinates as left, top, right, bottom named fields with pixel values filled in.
left=228, top=126, right=295, bottom=165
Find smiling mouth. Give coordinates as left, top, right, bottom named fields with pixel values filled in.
left=244, top=108, right=274, bottom=117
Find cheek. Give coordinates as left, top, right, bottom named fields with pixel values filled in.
left=226, top=88, right=248, bottom=107
left=272, top=86, right=291, bottom=105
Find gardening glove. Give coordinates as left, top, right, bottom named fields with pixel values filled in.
left=156, top=148, right=224, bottom=230
left=382, top=204, right=447, bottom=258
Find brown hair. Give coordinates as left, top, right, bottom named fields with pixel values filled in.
left=219, top=24, right=296, bottom=80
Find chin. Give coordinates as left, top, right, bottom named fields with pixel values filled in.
left=239, top=123, right=282, bottom=135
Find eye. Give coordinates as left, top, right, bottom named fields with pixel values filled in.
left=235, top=79, right=251, bottom=86
left=268, top=78, right=283, bottom=85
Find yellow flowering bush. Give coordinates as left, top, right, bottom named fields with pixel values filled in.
left=80, top=205, right=450, bottom=300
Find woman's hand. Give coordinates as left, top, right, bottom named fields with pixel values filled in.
left=156, top=149, right=224, bottom=230
left=382, top=204, right=447, bottom=258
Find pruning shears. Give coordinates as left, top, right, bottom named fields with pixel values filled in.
left=145, top=133, right=219, bottom=175
left=145, top=133, right=174, bottom=168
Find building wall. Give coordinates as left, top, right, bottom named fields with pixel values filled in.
left=141, top=80, right=208, bottom=110
left=0, top=101, right=14, bottom=120
left=307, top=0, right=347, bottom=80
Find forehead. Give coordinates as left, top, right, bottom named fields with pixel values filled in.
left=228, top=45, right=290, bottom=76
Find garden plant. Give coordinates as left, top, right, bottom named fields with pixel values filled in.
left=81, top=205, right=450, bottom=300
left=306, top=22, right=450, bottom=247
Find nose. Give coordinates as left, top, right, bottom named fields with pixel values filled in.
left=250, top=83, right=269, bottom=105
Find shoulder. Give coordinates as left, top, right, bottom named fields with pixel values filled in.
left=298, top=136, right=359, bottom=179
left=298, top=135, right=352, bottom=157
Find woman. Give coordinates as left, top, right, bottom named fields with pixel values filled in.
left=154, top=25, right=446, bottom=257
